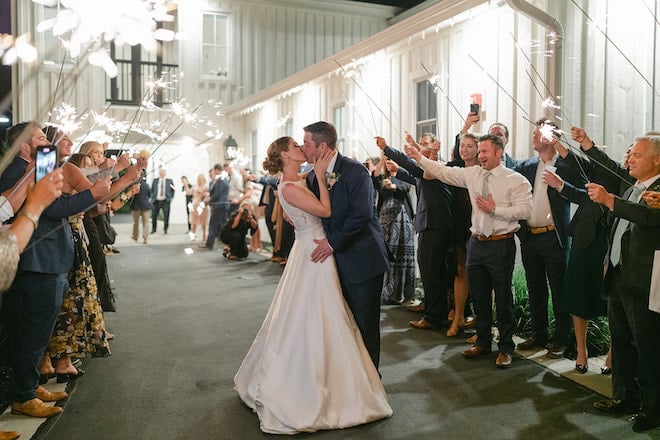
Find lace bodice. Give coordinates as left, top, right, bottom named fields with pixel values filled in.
left=278, top=180, right=326, bottom=241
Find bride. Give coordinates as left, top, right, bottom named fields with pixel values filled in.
left=234, top=136, right=392, bottom=435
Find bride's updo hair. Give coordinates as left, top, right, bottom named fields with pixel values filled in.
left=262, top=136, right=293, bottom=174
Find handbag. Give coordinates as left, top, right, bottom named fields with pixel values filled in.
left=94, top=214, right=118, bottom=245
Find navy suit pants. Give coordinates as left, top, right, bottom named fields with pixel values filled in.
left=7, top=271, right=67, bottom=402
left=337, top=272, right=383, bottom=369
left=467, top=236, right=516, bottom=354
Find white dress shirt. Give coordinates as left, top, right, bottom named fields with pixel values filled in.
left=417, top=156, right=532, bottom=236
left=527, top=155, right=557, bottom=228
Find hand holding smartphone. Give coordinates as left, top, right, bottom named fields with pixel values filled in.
left=35, top=145, right=58, bottom=182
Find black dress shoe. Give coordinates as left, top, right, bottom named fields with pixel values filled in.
left=593, top=399, right=638, bottom=414
left=575, top=364, right=588, bottom=374
left=545, top=342, right=566, bottom=359
left=631, top=412, right=660, bottom=433
left=516, top=337, right=547, bottom=351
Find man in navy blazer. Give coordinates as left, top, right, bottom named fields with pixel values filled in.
left=376, top=135, right=453, bottom=331
left=303, top=121, right=389, bottom=369
left=150, top=168, right=175, bottom=234
left=0, top=122, right=111, bottom=418
left=582, top=132, right=660, bottom=433
left=200, top=163, right=230, bottom=250
left=514, top=119, right=581, bottom=358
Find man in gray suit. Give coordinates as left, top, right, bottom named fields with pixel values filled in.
left=583, top=132, right=660, bottom=433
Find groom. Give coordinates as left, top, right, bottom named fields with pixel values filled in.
left=302, top=121, right=389, bottom=368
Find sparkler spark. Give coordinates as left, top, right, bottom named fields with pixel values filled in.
left=34, top=0, right=179, bottom=78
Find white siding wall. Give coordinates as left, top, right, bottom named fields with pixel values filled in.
left=230, top=0, right=659, bottom=168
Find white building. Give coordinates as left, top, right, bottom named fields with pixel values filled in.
left=6, top=0, right=659, bottom=224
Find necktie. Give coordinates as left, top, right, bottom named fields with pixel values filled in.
left=160, top=179, right=165, bottom=199
left=481, top=171, right=493, bottom=236
left=610, top=185, right=645, bottom=266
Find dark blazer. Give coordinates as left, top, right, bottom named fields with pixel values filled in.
left=608, top=178, right=660, bottom=298
left=307, top=152, right=389, bottom=284
left=514, top=155, right=580, bottom=248
left=130, top=179, right=153, bottom=211
left=0, top=153, right=96, bottom=274
left=555, top=151, right=621, bottom=248
left=383, top=146, right=453, bottom=235
left=583, top=145, right=660, bottom=298
left=150, top=177, right=175, bottom=202
left=375, top=173, right=414, bottom=221
left=208, top=177, right=230, bottom=209
left=20, top=191, right=96, bottom=274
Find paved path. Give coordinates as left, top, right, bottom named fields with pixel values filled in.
left=0, top=219, right=641, bottom=439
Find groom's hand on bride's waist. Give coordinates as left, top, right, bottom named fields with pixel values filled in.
left=311, top=238, right=333, bottom=263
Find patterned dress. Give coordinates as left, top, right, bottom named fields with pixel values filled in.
left=49, top=217, right=111, bottom=358
left=376, top=174, right=416, bottom=304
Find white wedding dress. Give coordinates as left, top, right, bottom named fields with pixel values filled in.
left=234, top=180, right=392, bottom=435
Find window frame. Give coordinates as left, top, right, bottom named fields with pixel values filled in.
left=201, top=11, right=232, bottom=81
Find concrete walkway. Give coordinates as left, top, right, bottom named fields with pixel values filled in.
left=0, top=218, right=646, bottom=439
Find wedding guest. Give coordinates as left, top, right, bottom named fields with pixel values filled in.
left=376, top=134, right=454, bottom=331
left=446, top=132, right=480, bottom=337
left=581, top=131, right=660, bottom=433
left=0, top=167, right=63, bottom=440
left=130, top=171, right=152, bottom=244
left=78, top=141, right=138, bottom=312
left=189, top=174, right=210, bottom=242
left=181, top=175, right=193, bottom=233
left=199, top=164, right=230, bottom=251
left=406, top=134, right=532, bottom=368
left=0, top=122, right=111, bottom=418
left=374, top=156, right=415, bottom=305
left=150, top=168, right=174, bottom=234
left=514, top=119, right=578, bottom=359
left=224, top=162, right=244, bottom=214
left=541, top=129, right=621, bottom=374
left=48, top=153, right=112, bottom=386
left=221, top=202, right=258, bottom=260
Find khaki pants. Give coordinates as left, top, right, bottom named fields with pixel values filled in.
left=132, top=210, right=150, bottom=242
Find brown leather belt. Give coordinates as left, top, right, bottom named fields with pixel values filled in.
left=471, top=232, right=514, bottom=241
left=528, top=225, right=555, bottom=234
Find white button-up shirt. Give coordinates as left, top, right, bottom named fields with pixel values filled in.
left=417, top=156, right=532, bottom=235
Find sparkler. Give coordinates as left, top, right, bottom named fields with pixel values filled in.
left=334, top=59, right=403, bottom=142
left=339, top=89, right=378, bottom=159
left=420, top=62, right=464, bottom=123
left=570, top=0, right=660, bottom=99
left=467, top=54, right=531, bottom=120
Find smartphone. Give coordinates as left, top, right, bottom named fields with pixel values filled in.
left=470, top=103, right=480, bottom=115
left=35, top=145, right=58, bottom=182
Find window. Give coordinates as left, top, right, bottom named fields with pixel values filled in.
left=202, top=12, right=231, bottom=79
left=284, top=120, right=293, bottom=137
left=333, top=105, right=346, bottom=154
left=416, top=80, right=437, bottom=139
left=250, top=130, right=258, bottom=173
left=33, top=1, right=72, bottom=67
left=106, top=17, right=179, bottom=106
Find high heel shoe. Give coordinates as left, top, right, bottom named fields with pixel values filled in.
left=446, top=318, right=465, bottom=337
left=56, top=368, right=85, bottom=383
left=38, top=372, right=55, bottom=384
left=601, top=366, right=612, bottom=375
left=575, top=364, right=588, bottom=374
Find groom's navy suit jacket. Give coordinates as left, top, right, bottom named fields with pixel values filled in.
left=307, top=152, right=389, bottom=283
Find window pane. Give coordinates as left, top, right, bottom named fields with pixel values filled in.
left=202, top=13, right=230, bottom=77
left=203, top=15, right=215, bottom=43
